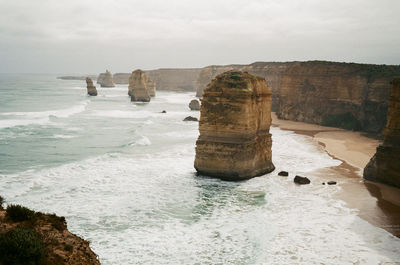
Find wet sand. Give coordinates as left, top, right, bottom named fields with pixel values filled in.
left=272, top=113, right=400, bottom=237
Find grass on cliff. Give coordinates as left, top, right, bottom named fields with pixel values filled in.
left=0, top=227, right=45, bottom=265
left=6, top=205, right=36, bottom=223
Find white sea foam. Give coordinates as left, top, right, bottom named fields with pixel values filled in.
left=129, top=136, right=152, bottom=146
left=52, top=134, right=76, bottom=139
left=0, top=101, right=88, bottom=129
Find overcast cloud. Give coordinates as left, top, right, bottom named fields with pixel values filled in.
left=0, top=0, right=399, bottom=73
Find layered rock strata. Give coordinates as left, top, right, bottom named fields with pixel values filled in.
left=196, top=61, right=400, bottom=133
left=86, top=77, right=97, bottom=96
left=145, top=75, right=156, bottom=97
left=194, top=70, right=275, bottom=180
left=129, top=70, right=150, bottom=102
left=364, top=78, right=400, bottom=188
left=97, top=70, right=115, bottom=87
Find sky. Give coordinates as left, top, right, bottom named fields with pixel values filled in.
left=0, top=0, right=399, bottom=73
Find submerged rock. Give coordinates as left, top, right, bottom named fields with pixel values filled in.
left=129, top=70, right=151, bottom=102
left=364, top=78, right=400, bottom=188
left=161, top=110, right=167, bottom=113
left=98, top=70, right=115, bottom=88
left=294, top=175, right=310, bottom=185
left=189, top=99, right=200, bottom=110
left=327, top=181, right=337, bottom=185
left=278, top=171, right=289, bottom=176
left=183, top=116, right=198, bottom=121
left=86, top=77, right=97, bottom=96
left=194, top=70, right=275, bottom=180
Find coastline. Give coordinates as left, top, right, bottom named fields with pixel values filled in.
left=271, top=113, right=400, bottom=237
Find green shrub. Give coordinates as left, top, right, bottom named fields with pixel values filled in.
left=6, top=204, right=36, bottom=222
left=0, top=227, right=45, bottom=265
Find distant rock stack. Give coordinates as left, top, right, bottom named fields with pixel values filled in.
left=194, top=70, right=275, bottom=180
left=189, top=99, right=200, bottom=110
left=86, top=77, right=97, bottom=96
left=145, top=75, right=156, bottom=97
left=129, top=70, right=151, bottom=102
left=97, top=70, right=115, bottom=88
left=364, top=78, right=400, bottom=188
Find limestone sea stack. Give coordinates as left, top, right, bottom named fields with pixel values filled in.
left=86, top=77, right=97, bottom=96
left=145, top=75, right=156, bottom=97
left=194, top=70, right=275, bottom=180
left=364, top=78, right=400, bottom=188
left=98, top=70, right=115, bottom=87
left=129, top=69, right=151, bottom=102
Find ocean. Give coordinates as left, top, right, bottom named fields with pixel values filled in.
left=0, top=74, right=399, bottom=264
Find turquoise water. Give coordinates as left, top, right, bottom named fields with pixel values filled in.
left=1, top=74, right=400, bottom=264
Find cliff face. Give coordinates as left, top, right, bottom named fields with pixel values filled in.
left=129, top=70, right=150, bottom=102
left=194, top=70, right=275, bottom=180
left=145, top=75, right=156, bottom=97
left=0, top=205, right=99, bottom=265
left=277, top=61, right=400, bottom=132
left=97, top=70, right=115, bottom=88
left=113, top=68, right=201, bottom=91
left=86, top=77, right=97, bottom=96
left=364, top=78, right=400, bottom=188
left=196, top=61, right=400, bottom=133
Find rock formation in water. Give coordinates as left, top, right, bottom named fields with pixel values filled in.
left=113, top=69, right=201, bottom=91
left=194, top=70, right=275, bottom=180
left=189, top=99, right=200, bottom=110
left=0, top=203, right=99, bottom=265
left=97, top=70, right=115, bottom=88
left=86, top=77, right=97, bottom=96
left=364, top=78, right=400, bottom=188
left=183, top=116, right=198, bottom=121
left=145, top=75, right=156, bottom=97
left=129, top=70, right=150, bottom=102
left=196, top=61, right=400, bottom=133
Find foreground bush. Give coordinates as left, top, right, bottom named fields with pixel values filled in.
left=0, top=227, right=45, bottom=265
left=6, top=204, right=36, bottom=222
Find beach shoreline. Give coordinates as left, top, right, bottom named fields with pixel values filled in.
left=271, top=113, right=400, bottom=238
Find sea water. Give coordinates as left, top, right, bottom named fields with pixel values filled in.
left=0, top=74, right=399, bottom=264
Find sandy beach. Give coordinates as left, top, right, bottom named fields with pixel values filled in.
left=272, top=113, right=400, bottom=237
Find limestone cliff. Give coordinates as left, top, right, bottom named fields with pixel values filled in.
left=86, top=77, right=97, bottom=96
left=196, top=61, right=400, bottom=133
left=129, top=70, right=150, bottom=102
left=364, top=78, right=400, bottom=188
left=0, top=203, right=99, bottom=265
left=97, top=70, right=115, bottom=88
left=113, top=68, right=201, bottom=91
left=194, top=70, right=275, bottom=180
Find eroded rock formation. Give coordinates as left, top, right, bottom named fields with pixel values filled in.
left=194, top=70, right=275, bottom=180
left=145, top=75, right=156, bottom=97
left=189, top=99, right=200, bottom=110
left=196, top=61, right=400, bottom=133
left=86, top=77, right=97, bottom=96
left=129, top=70, right=150, bottom=102
left=97, top=70, right=115, bottom=88
left=364, top=78, right=400, bottom=188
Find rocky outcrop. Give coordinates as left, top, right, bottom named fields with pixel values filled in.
left=294, top=175, right=310, bottom=185
left=194, top=70, right=275, bottom=180
left=129, top=70, right=150, bottom=102
left=145, top=75, right=156, bottom=97
left=364, top=78, right=400, bottom=188
left=196, top=61, right=400, bottom=133
left=189, top=99, right=200, bottom=110
left=97, top=70, right=115, bottom=88
left=113, top=69, right=201, bottom=91
left=0, top=203, right=99, bottom=265
left=86, top=77, right=97, bottom=96
left=183, top=116, right=198, bottom=121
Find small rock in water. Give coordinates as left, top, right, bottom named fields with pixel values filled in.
left=278, top=171, right=289, bottom=176
left=294, top=175, right=311, bottom=185
left=189, top=99, right=201, bottom=110
left=183, top=116, right=198, bottom=121
left=327, top=181, right=337, bottom=185
left=161, top=110, right=167, bottom=113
